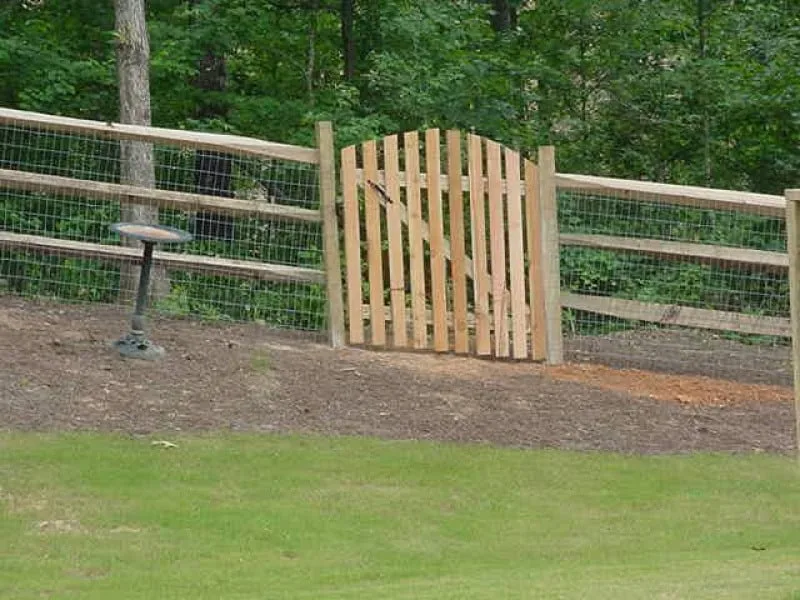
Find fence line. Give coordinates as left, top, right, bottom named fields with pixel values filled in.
left=1, top=108, right=795, bottom=372
left=556, top=184, right=789, bottom=339
left=557, top=169, right=790, bottom=382
left=0, top=107, right=339, bottom=335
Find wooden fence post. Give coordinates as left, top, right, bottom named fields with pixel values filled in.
left=538, top=146, right=564, bottom=365
left=316, top=121, right=345, bottom=348
left=785, top=189, right=800, bottom=458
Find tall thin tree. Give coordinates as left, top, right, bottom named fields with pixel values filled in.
left=114, top=0, right=168, bottom=299
left=341, top=0, right=356, bottom=80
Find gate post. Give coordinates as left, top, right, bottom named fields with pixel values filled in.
left=538, top=146, right=564, bottom=365
left=316, top=121, right=346, bottom=348
left=785, top=189, right=800, bottom=458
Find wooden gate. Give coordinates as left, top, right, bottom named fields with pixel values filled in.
left=340, top=130, right=561, bottom=362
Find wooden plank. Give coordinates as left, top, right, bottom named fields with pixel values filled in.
left=560, top=233, right=789, bottom=272
left=367, top=178, right=474, bottom=279
left=505, top=148, right=527, bottom=360
left=562, top=292, right=790, bottom=338
left=405, top=131, right=428, bottom=349
left=340, top=145, right=364, bottom=345
left=0, top=108, right=319, bottom=164
left=538, top=146, right=564, bottom=364
left=316, top=122, right=345, bottom=348
left=784, top=189, right=800, bottom=457
left=447, top=130, right=469, bottom=354
left=383, top=134, right=408, bottom=347
left=468, top=134, right=491, bottom=356
left=486, top=140, right=509, bottom=358
left=0, top=168, right=322, bottom=224
left=426, top=129, right=448, bottom=352
left=556, top=172, right=785, bottom=218
left=363, top=140, right=386, bottom=346
left=0, top=232, right=325, bottom=284
left=525, top=160, right=546, bottom=361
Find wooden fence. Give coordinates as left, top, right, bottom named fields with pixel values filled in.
left=0, top=108, right=345, bottom=345
left=556, top=173, right=789, bottom=339
left=339, top=130, right=561, bottom=362
left=1, top=109, right=795, bottom=365
left=339, top=132, right=792, bottom=364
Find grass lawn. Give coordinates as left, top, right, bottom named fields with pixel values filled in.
left=1, top=433, right=799, bottom=599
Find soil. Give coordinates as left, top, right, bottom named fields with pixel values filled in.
left=0, top=295, right=795, bottom=455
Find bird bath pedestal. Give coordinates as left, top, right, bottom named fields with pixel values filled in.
left=110, top=222, right=193, bottom=360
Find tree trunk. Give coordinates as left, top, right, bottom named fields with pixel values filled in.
left=192, top=43, right=236, bottom=241
left=341, top=0, right=356, bottom=80
left=114, top=0, right=169, bottom=301
left=307, top=1, right=319, bottom=105
left=697, top=0, right=713, bottom=185
left=489, top=0, right=516, bottom=33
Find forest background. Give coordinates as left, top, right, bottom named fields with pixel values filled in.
left=2, top=0, right=798, bottom=194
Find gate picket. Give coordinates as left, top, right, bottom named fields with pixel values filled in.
left=426, top=129, right=448, bottom=352
left=486, top=140, right=509, bottom=358
left=363, top=140, right=386, bottom=346
left=447, top=130, right=469, bottom=354
left=525, top=160, right=547, bottom=360
left=405, top=132, right=428, bottom=350
left=383, top=134, right=407, bottom=347
left=341, top=145, right=363, bottom=345
left=505, top=148, right=528, bottom=360
left=468, top=134, right=491, bottom=356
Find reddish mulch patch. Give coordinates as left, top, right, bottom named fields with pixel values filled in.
left=0, top=295, right=795, bottom=454
left=547, top=363, right=793, bottom=406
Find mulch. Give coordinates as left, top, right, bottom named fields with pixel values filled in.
left=0, top=295, right=795, bottom=455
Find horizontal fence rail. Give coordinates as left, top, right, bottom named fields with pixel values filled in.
left=562, top=292, right=790, bottom=338
left=0, top=232, right=325, bottom=284
left=0, top=108, right=320, bottom=164
left=556, top=173, right=785, bottom=217
left=560, top=233, right=788, bottom=273
left=0, top=168, right=323, bottom=224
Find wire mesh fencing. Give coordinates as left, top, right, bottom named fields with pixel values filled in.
left=557, top=182, right=791, bottom=386
left=0, top=114, right=328, bottom=333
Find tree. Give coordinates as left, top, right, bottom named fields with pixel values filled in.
left=341, top=0, right=356, bottom=80
left=114, top=0, right=168, bottom=299
left=187, top=0, right=235, bottom=241
left=487, top=0, right=517, bottom=32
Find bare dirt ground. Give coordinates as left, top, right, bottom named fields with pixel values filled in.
left=0, top=296, right=795, bottom=454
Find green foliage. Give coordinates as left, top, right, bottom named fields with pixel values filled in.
left=0, top=251, right=120, bottom=303
left=155, top=274, right=326, bottom=330
left=1, top=0, right=797, bottom=188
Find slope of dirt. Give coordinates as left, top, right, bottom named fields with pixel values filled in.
left=0, top=296, right=794, bottom=454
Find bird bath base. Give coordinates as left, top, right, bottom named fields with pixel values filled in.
left=112, top=331, right=165, bottom=360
